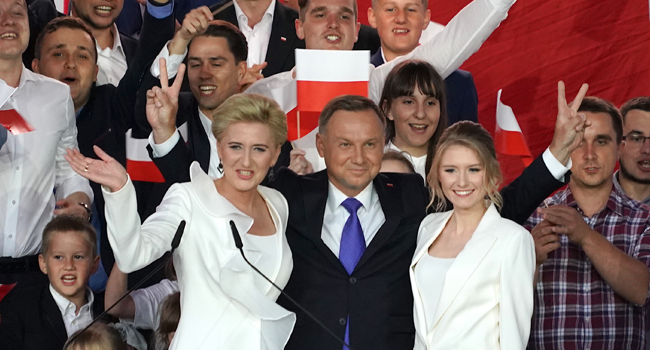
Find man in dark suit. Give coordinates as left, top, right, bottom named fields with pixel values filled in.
left=367, top=0, right=479, bottom=125
left=31, top=2, right=174, bottom=277
left=24, top=0, right=138, bottom=85
left=269, top=87, right=589, bottom=349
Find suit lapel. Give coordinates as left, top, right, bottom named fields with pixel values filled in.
left=42, top=287, right=68, bottom=345
left=355, top=174, right=402, bottom=270
left=429, top=205, right=501, bottom=330
left=187, top=97, right=210, bottom=173
left=263, top=2, right=296, bottom=77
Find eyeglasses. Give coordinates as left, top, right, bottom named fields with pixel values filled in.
left=623, top=134, right=650, bottom=147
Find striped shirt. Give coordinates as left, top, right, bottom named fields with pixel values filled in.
left=525, top=184, right=650, bottom=350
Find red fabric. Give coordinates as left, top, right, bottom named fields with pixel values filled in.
left=0, top=283, right=16, bottom=303
left=357, top=0, right=650, bottom=184
left=495, top=128, right=533, bottom=166
left=126, top=160, right=165, bottom=183
left=0, top=109, right=34, bottom=135
left=297, top=81, right=369, bottom=111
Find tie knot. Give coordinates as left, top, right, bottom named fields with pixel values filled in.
left=341, top=198, right=362, bottom=214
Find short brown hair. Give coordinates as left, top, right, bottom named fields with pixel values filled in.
left=194, top=20, right=248, bottom=64
left=42, top=215, right=97, bottom=259
left=64, top=322, right=126, bottom=350
left=319, top=95, right=386, bottom=134
left=379, top=60, right=447, bottom=178
left=382, top=150, right=415, bottom=173
left=156, top=292, right=181, bottom=350
left=212, top=94, right=288, bottom=147
left=578, top=96, right=623, bottom=144
left=428, top=121, right=503, bottom=211
left=620, top=96, right=650, bottom=121
left=34, top=16, right=98, bottom=63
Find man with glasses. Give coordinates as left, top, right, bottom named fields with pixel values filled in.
left=618, top=97, right=650, bottom=205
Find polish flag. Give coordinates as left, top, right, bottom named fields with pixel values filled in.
left=0, top=283, right=15, bottom=303
left=294, top=49, right=370, bottom=171
left=495, top=89, right=533, bottom=166
left=125, top=123, right=188, bottom=183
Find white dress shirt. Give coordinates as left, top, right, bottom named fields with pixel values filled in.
left=96, top=25, right=128, bottom=86
left=0, top=67, right=93, bottom=257
left=321, top=182, right=386, bottom=257
left=233, top=0, right=276, bottom=67
left=148, top=109, right=223, bottom=179
left=50, top=284, right=95, bottom=337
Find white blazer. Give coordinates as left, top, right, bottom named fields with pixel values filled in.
left=103, top=162, right=295, bottom=350
left=410, top=204, right=535, bottom=350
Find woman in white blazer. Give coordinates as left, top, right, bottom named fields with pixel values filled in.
left=66, top=92, right=295, bottom=350
left=410, top=121, right=536, bottom=350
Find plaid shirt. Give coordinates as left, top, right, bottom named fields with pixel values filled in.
left=525, top=184, right=650, bottom=350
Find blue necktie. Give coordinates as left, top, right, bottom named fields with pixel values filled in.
left=339, top=198, right=365, bottom=350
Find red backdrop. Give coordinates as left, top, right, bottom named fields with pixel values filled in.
left=358, top=0, right=650, bottom=184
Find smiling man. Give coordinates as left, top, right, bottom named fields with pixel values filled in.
left=0, top=0, right=93, bottom=286
left=527, top=97, right=650, bottom=349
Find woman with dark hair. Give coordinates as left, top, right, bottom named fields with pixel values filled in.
left=379, top=59, right=447, bottom=180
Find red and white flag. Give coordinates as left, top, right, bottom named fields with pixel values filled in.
left=293, top=49, right=370, bottom=170
left=125, top=123, right=188, bottom=183
left=495, top=89, right=533, bottom=166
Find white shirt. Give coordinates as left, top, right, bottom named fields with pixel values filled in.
left=149, top=109, right=223, bottom=179
left=386, top=142, right=427, bottom=180
left=50, top=284, right=95, bottom=337
left=0, top=67, right=93, bottom=257
left=245, top=231, right=280, bottom=292
left=414, top=254, right=454, bottom=330
left=130, top=278, right=180, bottom=330
left=233, top=0, right=276, bottom=68
left=96, top=24, right=128, bottom=86
left=321, top=182, right=386, bottom=258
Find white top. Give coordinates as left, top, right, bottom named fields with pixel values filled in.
left=413, top=254, right=455, bottom=331
left=233, top=0, right=276, bottom=68
left=96, top=24, right=128, bottom=86
left=0, top=67, right=93, bottom=257
left=385, top=142, right=427, bottom=180
left=321, top=181, right=386, bottom=258
left=130, top=278, right=180, bottom=330
left=103, top=162, right=295, bottom=350
left=410, top=204, right=535, bottom=350
left=245, top=233, right=280, bottom=290
left=149, top=108, right=223, bottom=179
left=50, top=284, right=95, bottom=337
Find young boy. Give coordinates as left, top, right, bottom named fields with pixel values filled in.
left=0, top=215, right=101, bottom=350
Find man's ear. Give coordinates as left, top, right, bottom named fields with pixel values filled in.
left=91, top=255, right=100, bottom=274
left=316, top=132, right=325, bottom=158
left=295, top=18, right=305, bottom=40
left=368, top=7, right=377, bottom=29
left=355, top=21, right=360, bottom=43
left=38, top=254, right=47, bottom=274
left=32, top=59, right=40, bottom=73
left=423, top=9, right=431, bottom=29
left=236, top=61, right=247, bottom=83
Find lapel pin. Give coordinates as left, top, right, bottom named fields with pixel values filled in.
left=281, top=37, right=287, bottom=41
left=387, top=183, right=393, bottom=187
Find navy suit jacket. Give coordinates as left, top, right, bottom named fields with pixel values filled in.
left=371, top=50, right=478, bottom=125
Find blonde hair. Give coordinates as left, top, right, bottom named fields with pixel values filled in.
left=63, top=323, right=126, bottom=350
left=211, top=94, right=288, bottom=147
left=427, top=121, right=503, bottom=211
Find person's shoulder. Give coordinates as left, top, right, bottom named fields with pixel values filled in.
left=246, top=70, right=294, bottom=96
left=420, top=211, right=452, bottom=229
left=275, top=1, right=299, bottom=21
left=376, top=172, right=426, bottom=190
left=0, top=283, right=48, bottom=311
left=258, top=185, right=288, bottom=208
left=24, top=69, right=70, bottom=95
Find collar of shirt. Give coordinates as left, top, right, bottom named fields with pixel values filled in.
left=552, top=184, right=627, bottom=218
left=96, top=24, right=125, bottom=59
left=233, top=0, right=276, bottom=30
left=0, top=66, right=37, bottom=105
left=49, top=283, right=95, bottom=317
left=326, top=180, right=376, bottom=214
left=380, top=47, right=388, bottom=64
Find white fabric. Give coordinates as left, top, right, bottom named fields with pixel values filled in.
left=542, top=147, right=572, bottom=180
left=130, top=278, right=180, bottom=330
left=245, top=233, right=280, bottom=291
left=321, top=182, right=385, bottom=258
left=295, top=49, right=370, bottom=81
left=418, top=21, right=446, bottom=45
left=233, top=0, right=275, bottom=67
left=96, top=25, right=128, bottom=86
left=0, top=67, right=93, bottom=257
left=410, top=204, right=535, bottom=350
left=149, top=42, right=187, bottom=78
left=385, top=142, right=427, bottom=180
left=50, top=284, right=95, bottom=337
left=103, top=162, right=295, bottom=350
left=413, top=254, right=454, bottom=330
left=148, top=109, right=223, bottom=179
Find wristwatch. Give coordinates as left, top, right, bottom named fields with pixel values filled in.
left=78, top=202, right=92, bottom=222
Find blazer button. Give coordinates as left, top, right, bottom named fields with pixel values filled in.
left=349, top=277, right=357, bottom=284
left=339, top=318, right=347, bottom=326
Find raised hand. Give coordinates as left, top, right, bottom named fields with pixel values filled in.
left=168, top=6, right=213, bottom=55
left=238, top=62, right=267, bottom=93
left=530, top=219, right=560, bottom=266
left=288, top=148, right=314, bottom=175
left=549, top=81, right=590, bottom=165
left=65, top=146, right=128, bottom=193
left=147, top=58, right=186, bottom=144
